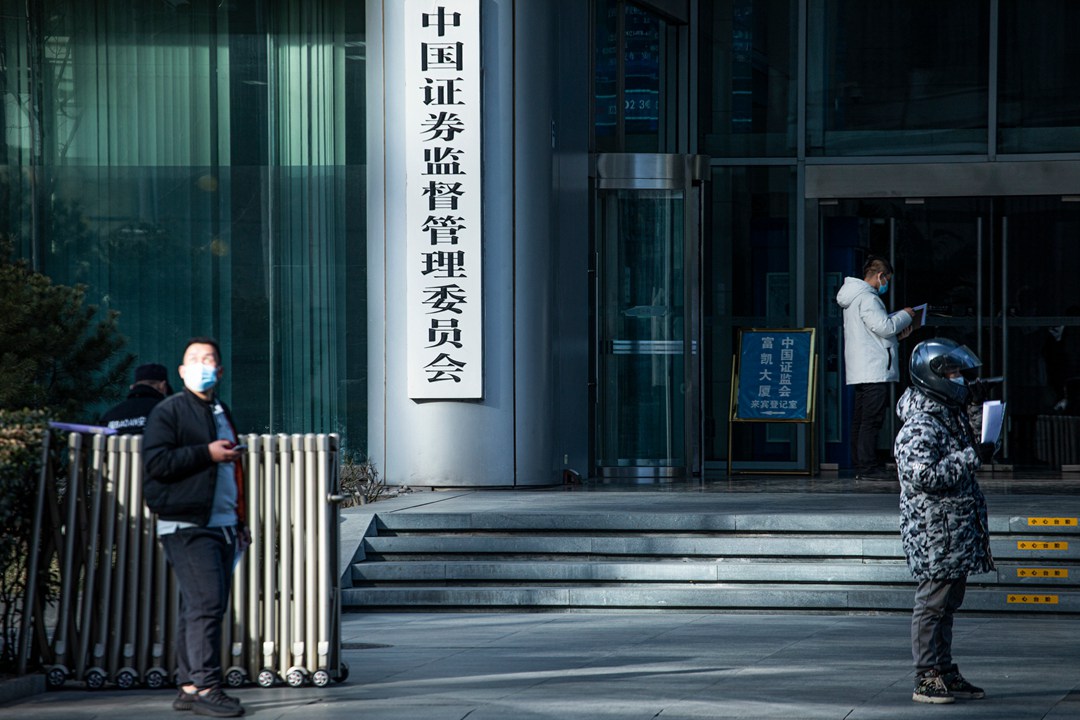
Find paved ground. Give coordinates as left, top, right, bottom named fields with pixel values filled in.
left=5, top=480, right=1080, bottom=719
left=4, top=611, right=1080, bottom=719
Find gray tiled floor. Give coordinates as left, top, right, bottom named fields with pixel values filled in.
left=6, top=481, right=1080, bottom=719
left=5, top=612, right=1080, bottom=719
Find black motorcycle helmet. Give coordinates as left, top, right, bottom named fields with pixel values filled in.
left=909, top=337, right=982, bottom=407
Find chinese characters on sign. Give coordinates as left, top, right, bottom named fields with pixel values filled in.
left=406, top=0, right=483, bottom=399
left=735, top=330, right=813, bottom=421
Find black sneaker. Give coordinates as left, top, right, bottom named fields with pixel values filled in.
left=913, top=670, right=955, bottom=704
left=173, top=688, right=197, bottom=711
left=191, top=686, right=245, bottom=718
left=942, top=669, right=985, bottom=699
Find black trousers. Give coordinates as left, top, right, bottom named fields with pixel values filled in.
left=912, top=577, right=967, bottom=674
left=850, top=382, right=889, bottom=472
left=160, top=526, right=237, bottom=689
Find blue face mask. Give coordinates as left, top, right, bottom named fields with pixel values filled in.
left=183, top=363, right=219, bottom=393
left=877, top=277, right=890, bottom=295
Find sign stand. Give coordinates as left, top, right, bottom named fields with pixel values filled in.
left=728, top=328, right=818, bottom=475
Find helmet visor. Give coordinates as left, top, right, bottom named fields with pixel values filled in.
left=929, top=344, right=982, bottom=378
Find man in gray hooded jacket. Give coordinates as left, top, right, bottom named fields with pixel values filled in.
left=836, top=255, right=918, bottom=478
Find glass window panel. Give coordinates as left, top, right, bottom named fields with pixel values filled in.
left=698, top=0, right=797, bottom=157
left=0, top=0, right=367, bottom=451
left=592, top=0, right=669, bottom=153
left=807, top=0, right=988, bottom=156
left=597, top=190, right=686, bottom=468
left=999, top=1, right=1080, bottom=153
left=704, top=165, right=797, bottom=464
left=623, top=4, right=663, bottom=152
left=594, top=0, right=619, bottom=152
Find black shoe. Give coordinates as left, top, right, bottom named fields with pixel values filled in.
left=942, top=669, right=985, bottom=699
left=173, top=688, right=197, bottom=711
left=191, top=686, right=244, bottom=718
left=912, top=670, right=955, bottom=704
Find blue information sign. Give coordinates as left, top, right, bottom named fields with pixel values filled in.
left=734, top=329, right=814, bottom=421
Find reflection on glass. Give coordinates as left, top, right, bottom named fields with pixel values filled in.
left=593, top=0, right=619, bottom=151
left=623, top=5, right=662, bottom=151
left=698, top=0, right=797, bottom=157
left=999, top=1, right=1080, bottom=153
left=597, top=190, right=685, bottom=468
left=0, top=0, right=367, bottom=448
left=807, top=0, right=988, bottom=156
left=592, top=0, right=666, bottom=152
left=704, top=166, right=795, bottom=463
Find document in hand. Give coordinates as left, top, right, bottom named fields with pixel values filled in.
left=912, top=303, right=928, bottom=325
left=981, top=400, right=1006, bottom=444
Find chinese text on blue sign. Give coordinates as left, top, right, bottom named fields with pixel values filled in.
left=735, top=330, right=813, bottom=421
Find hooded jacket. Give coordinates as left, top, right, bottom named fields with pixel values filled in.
left=893, top=386, right=994, bottom=581
left=836, top=277, right=913, bottom=384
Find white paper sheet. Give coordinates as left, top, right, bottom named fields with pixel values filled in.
left=981, top=400, right=1005, bottom=444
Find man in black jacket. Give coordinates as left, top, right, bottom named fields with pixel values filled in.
left=143, top=337, right=247, bottom=718
left=99, top=363, right=172, bottom=433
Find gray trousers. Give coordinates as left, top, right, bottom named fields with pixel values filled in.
left=160, top=526, right=236, bottom=689
left=911, top=576, right=967, bottom=674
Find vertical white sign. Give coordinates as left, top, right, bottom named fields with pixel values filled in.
left=405, top=0, right=483, bottom=399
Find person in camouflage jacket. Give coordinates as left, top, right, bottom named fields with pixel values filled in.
left=895, top=386, right=994, bottom=581
left=893, top=338, right=996, bottom=704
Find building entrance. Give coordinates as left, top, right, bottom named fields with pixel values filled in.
left=821, top=196, right=1080, bottom=468
left=592, top=154, right=708, bottom=478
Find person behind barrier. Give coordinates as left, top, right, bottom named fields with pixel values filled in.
left=143, top=337, right=248, bottom=718
left=894, top=338, right=995, bottom=705
left=99, top=363, right=172, bottom=434
left=836, top=255, right=921, bottom=480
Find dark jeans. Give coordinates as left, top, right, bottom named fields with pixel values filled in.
left=911, top=576, right=967, bottom=674
left=851, top=382, right=890, bottom=472
left=160, top=526, right=237, bottom=689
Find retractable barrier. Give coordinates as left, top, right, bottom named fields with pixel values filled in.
left=18, top=430, right=347, bottom=690
left=1035, top=415, right=1080, bottom=468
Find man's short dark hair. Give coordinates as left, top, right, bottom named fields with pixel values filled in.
left=862, top=255, right=894, bottom=279
left=182, top=336, right=221, bottom=363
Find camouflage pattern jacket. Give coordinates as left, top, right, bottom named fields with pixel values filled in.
left=893, top=386, right=995, bottom=581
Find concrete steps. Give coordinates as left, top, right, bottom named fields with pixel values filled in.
left=343, top=507, right=1080, bottom=614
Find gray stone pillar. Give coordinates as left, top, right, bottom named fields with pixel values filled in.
left=366, top=0, right=589, bottom=486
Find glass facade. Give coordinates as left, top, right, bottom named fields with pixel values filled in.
left=1, top=0, right=366, bottom=449
left=596, top=189, right=687, bottom=469
left=704, top=166, right=797, bottom=463
left=698, top=0, right=1080, bottom=472
left=698, top=0, right=797, bottom=157
left=998, top=0, right=1080, bottom=153
left=806, top=0, right=989, bottom=156
left=593, top=0, right=673, bottom=153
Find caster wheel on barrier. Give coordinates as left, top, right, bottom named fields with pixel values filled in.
left=225, top=667, right=247, bottom=688
left=335, top=662, right=349, bottom=684
left=46, top=666, right=69, bottom=688
left=144, top=668, right=167, bottom=689
left=285, top=667, right=308, bottom=688
left=115, top=668, right=138, bottom=689
left=312, top=669, right=331, bottom=688
left=256, top=669, right=277, bottom=688
left=84, top=668, right=107, bottom=690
